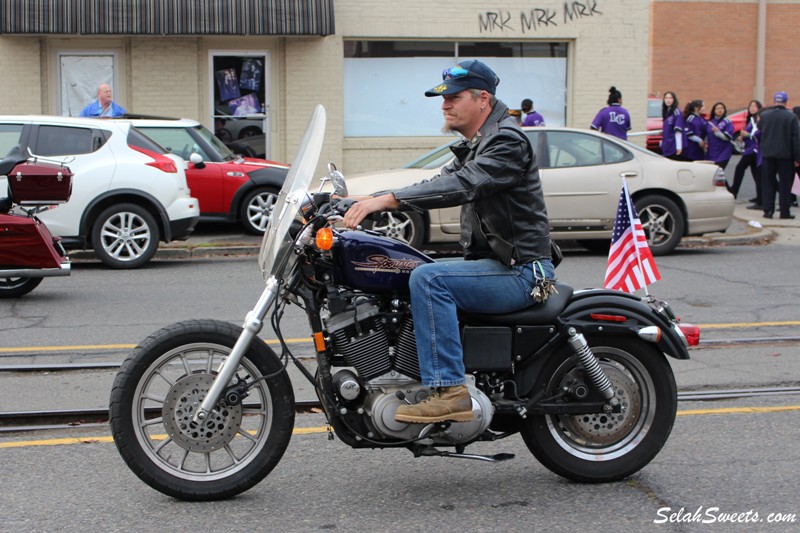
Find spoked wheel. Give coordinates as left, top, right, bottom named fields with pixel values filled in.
left=109, top=319, right=295, bottom=500
left=0, top=276, right=43, bottom=298
left=520, top=337, right=677, bottom=483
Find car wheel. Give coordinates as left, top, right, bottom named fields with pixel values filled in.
left=364, top=211, right=425, bottom=248
left=240, top=187, right=279, bottom=235
left=91, top=203, right=160, bottom=269
left=238, top=127, right=262, bottom=139
left=634, top=195, right=685, bottom=256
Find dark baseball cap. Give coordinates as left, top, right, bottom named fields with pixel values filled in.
left=774, top=91, right=788, bottom=103
left=425, top=60, right=500, bottom=97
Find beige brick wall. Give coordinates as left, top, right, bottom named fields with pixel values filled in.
left=335, top=0, right=653, bottom=174
left=0, top=1, right=657, bottom=175
left=130, top=38, right=200, bottom=119
left=0, top=37, right=42, bottom=114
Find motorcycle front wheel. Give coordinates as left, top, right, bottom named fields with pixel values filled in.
left=109, top=319, right=295, bottom=500
left=520, top=336, right=677, bottom=483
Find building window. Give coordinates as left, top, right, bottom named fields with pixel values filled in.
left=211, top=53, right=269, bottom=158
left=58, top=52, right=119, bottom=117
left=344, top=41, right=567, bottom=137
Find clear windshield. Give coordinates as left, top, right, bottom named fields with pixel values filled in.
left=258, top=105, right=326, bottom=280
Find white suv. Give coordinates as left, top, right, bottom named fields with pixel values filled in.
left=0, top=116, right=199, bottom=268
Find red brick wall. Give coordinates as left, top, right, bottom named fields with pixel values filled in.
left=651, top=1, right=799, bottom=112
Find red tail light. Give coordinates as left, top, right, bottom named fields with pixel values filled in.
left=713, top=168, right=727, bottom=187
left=678, top=323, right=700, bottom=346
left=130, top=145, right=177, bottom=173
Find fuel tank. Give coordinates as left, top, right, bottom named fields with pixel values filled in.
left=332, top=231, right=435, bottom=294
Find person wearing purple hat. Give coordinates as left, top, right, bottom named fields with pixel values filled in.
left=344, top=60, right=554, bottom=424
left=758, top=91, right=800, bottom=219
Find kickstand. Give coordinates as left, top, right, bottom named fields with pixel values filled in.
left=413, top=445, right=514, bottom=463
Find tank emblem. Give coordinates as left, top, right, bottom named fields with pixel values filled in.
left=351, top=254, right=421, bottom=274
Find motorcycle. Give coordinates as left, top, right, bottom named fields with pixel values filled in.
left=110, top=105, right=700, bottom=501
left=0, top=145, right=72, bottom=297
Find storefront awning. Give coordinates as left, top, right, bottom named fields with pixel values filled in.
left=0, top=0, right=335, bottom=36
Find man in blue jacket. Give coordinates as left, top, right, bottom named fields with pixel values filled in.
left=79, top=83, right=126, bottom=118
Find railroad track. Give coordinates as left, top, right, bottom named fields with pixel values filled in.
left=2, top=335, right=799, bottom=433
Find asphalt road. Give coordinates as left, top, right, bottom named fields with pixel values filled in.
left=2, top=166, right=800, bottom=531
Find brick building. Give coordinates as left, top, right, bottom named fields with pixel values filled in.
left=651, top=0, right=799, bottom=113
left=0, top=0, right=796, bottom=174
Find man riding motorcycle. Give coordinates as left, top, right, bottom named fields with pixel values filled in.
left=343, top=60, right=555, bottom=424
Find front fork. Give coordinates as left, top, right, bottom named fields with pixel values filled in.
left=193, top=276, right=280, bottom=423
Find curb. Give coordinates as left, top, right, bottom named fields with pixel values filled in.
left=68, top=217, right=776, bottom=263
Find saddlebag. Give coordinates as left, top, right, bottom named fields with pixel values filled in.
left=8, top=161, right=73, bottom=205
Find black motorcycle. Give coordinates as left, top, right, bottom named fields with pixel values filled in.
left=110, top=106, right=699, bottom=500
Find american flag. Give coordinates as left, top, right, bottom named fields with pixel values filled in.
left=603, top=181, right=661, bottom=292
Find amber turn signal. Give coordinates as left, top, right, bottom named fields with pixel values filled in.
left=316, top=227, right=334, bottom=250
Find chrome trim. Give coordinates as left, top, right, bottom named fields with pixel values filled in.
left=0, top=262, right=70, bottom=278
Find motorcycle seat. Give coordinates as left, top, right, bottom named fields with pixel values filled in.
left=459, top=282, right=574, bottom=326
left=0, top=145, right=30, bottom=177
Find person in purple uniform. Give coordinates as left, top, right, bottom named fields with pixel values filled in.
left=521, top=98, right=545, bottom=127
left=706, top=102, right=735, bottom=169
left=660, top=91, right=684, bottom=159
left=590, top=86, right=631, bottom=140
left=732, top=100, right=763, bottom=203
left=682, top=100, right=707, bottom=161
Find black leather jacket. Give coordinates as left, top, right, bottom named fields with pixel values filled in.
left=392, top=101, right=552, bottom=266
left=758, top=105, right=800, bottom=161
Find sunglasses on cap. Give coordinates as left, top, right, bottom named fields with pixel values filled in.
left=442, top=66, right=470, bottom=80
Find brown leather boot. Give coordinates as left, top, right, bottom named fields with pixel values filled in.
left=395, top=385, right=474, bottom=423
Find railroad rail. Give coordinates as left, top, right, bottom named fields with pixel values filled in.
left=2, top=336, right=799, bottom=433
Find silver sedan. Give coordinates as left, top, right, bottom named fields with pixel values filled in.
left=344, top=127, right=735, bottom=256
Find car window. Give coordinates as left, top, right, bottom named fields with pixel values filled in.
left=139, top=127, right=210, bottom=160
left=402, top=141, right=457, bottom=169
left=127, top=127, right=169, bottom=154
left=602, top=140, right=630, bottom=164
left=0, top=124, right=24, bottom=157
left=648, top=99, right=661, bottom=118
left=191, top=125, right=236, bottom=161
left=545, top=131, right=604, bottom=168
left=34, top=125, right=95, bottom=156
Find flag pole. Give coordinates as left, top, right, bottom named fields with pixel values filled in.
left=621, top=176, right=651, bottom=298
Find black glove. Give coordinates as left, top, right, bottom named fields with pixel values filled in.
left=331, top=197, right=358, bottom=215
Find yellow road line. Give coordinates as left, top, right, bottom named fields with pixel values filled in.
left=3, top=405, right=800, bottom=450
left=0, top=426, right=329, bottom=449
left=0, top=338, right=313, bottom=354
left=1, top=321, right=798, bottom=354
left=696, top=320, right=800, bottom=329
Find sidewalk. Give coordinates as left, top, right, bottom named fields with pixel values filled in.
left=70, top=202, right=797, bottom=262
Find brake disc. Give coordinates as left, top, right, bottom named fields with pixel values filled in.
left=161, top=373, right=243, bottom=453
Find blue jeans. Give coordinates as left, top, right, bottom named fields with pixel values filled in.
left=409, top=257, right=555, bottom=387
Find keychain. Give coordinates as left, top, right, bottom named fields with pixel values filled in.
left=531, top=261, right=558, bottom=304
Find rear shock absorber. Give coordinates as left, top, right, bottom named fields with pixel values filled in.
left=566, top=328, right=615, bottom=400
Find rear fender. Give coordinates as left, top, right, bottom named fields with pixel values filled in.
left=561, top=289, right=690, bottom=360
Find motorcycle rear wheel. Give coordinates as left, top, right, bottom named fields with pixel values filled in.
left=109, top=319, right=295, bottom=500
left=520, top=336, right=677, bottom=483
left=0, top=276, right=43, bottom=297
